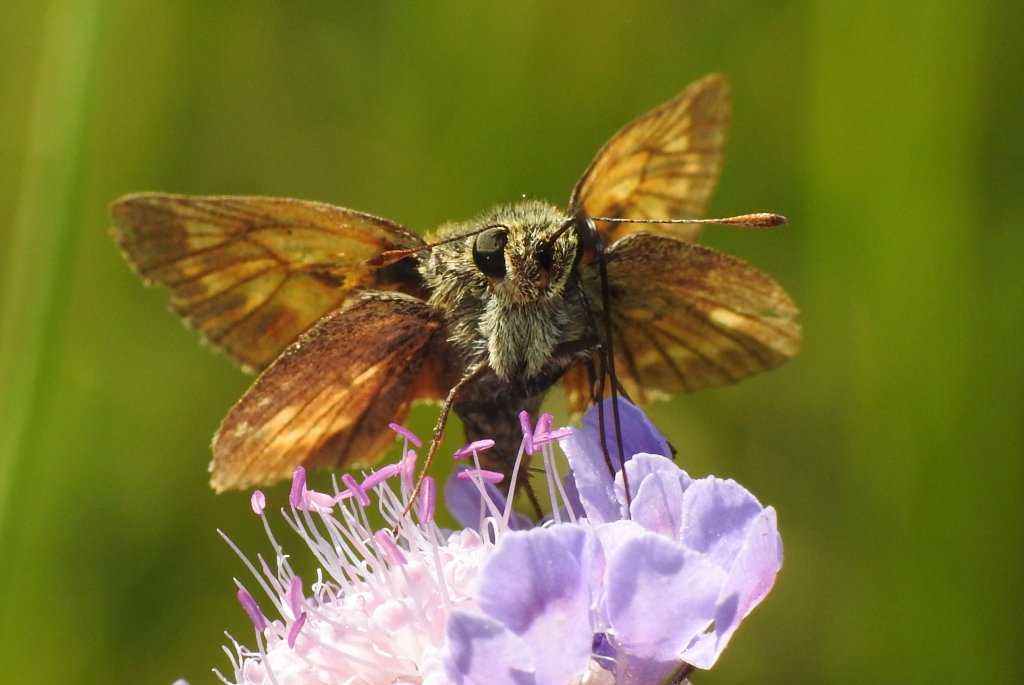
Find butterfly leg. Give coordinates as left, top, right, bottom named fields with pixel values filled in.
left=399, top=361, right=487, bottom=526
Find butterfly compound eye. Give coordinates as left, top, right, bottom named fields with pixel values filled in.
left=473, top=226, right=508, bottom=278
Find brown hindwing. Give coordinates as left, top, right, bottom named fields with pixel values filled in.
left=210, top=292, right=456, bottom=491
left=562, top=232, right=800, bottom=412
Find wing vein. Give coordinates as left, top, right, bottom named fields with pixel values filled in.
left=201, top=272, right=290, bottom=345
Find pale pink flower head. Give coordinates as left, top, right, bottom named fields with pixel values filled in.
left=219, top=447, right=496, bottom=684
left=215, top=401, right=782, bottom=685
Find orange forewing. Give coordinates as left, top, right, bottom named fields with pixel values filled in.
left=569, top=73, right=730, bottom=244
left=110, top=194, right=425, bottom=371
left=561, top=233, right=800, bottom=412
left=210, top=292, right=457, bottom=491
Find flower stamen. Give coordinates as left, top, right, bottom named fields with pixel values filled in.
left=341, top=473, right=371, bottom=507
left=236, top=588, right=267, bottom=632
left=388, top=422, right=423, bottom=447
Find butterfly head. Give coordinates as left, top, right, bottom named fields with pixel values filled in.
left=473, top=200, right=585, bottom=304
left=419, top=200, right=595, bottom=380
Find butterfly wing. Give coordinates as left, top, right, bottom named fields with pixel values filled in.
left=562, top=233, right=800, bottom=412
left=110, top=193, right=425, bottom=372
left=569, top=73, right=730, bottom=244
left=211, top=292, right=457, bottom=491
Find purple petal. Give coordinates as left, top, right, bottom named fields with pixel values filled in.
left=679, top=477, right=765, bottom=568
left=627, top=471, right=685, bottom=539
left=559, top=427, right=619, bottom=524
left=478, top=526, right=594, bottom=684
left=619, top=454, right=693, bottom=538
left=582, top=399, right=672, bottom=463
left=561, top=470, right=584, bottom=519
left=612, top=655, right=687, bottom=685
left=681, top=507, right=782, bottom=669
left=599, top=521, right=725, bottom=660
left=443, top=610, right=534, bottom=685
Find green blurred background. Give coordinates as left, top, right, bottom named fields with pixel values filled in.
left=2, top=1, right=1022, bottom=683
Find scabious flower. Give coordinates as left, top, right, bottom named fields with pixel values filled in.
left=215, top=401, right=782, bottom=685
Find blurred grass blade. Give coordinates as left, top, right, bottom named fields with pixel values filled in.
left=0, top=0, right=104, bottom=543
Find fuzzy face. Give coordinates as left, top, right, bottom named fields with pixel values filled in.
left=418, top=199, right=594, bottom=382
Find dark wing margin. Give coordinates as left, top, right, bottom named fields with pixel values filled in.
left=569, top=73, right=731, bottom=244
left=210, top=292, right=457, bottom=491
left=562, top=232, right=800, bottom=412
left=110, top=193, right=426, bottom=372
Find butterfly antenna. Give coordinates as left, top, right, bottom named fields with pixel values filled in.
left=364, top=223, right=511, bottom=268
left=592, top=213, right=787, bottom=228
